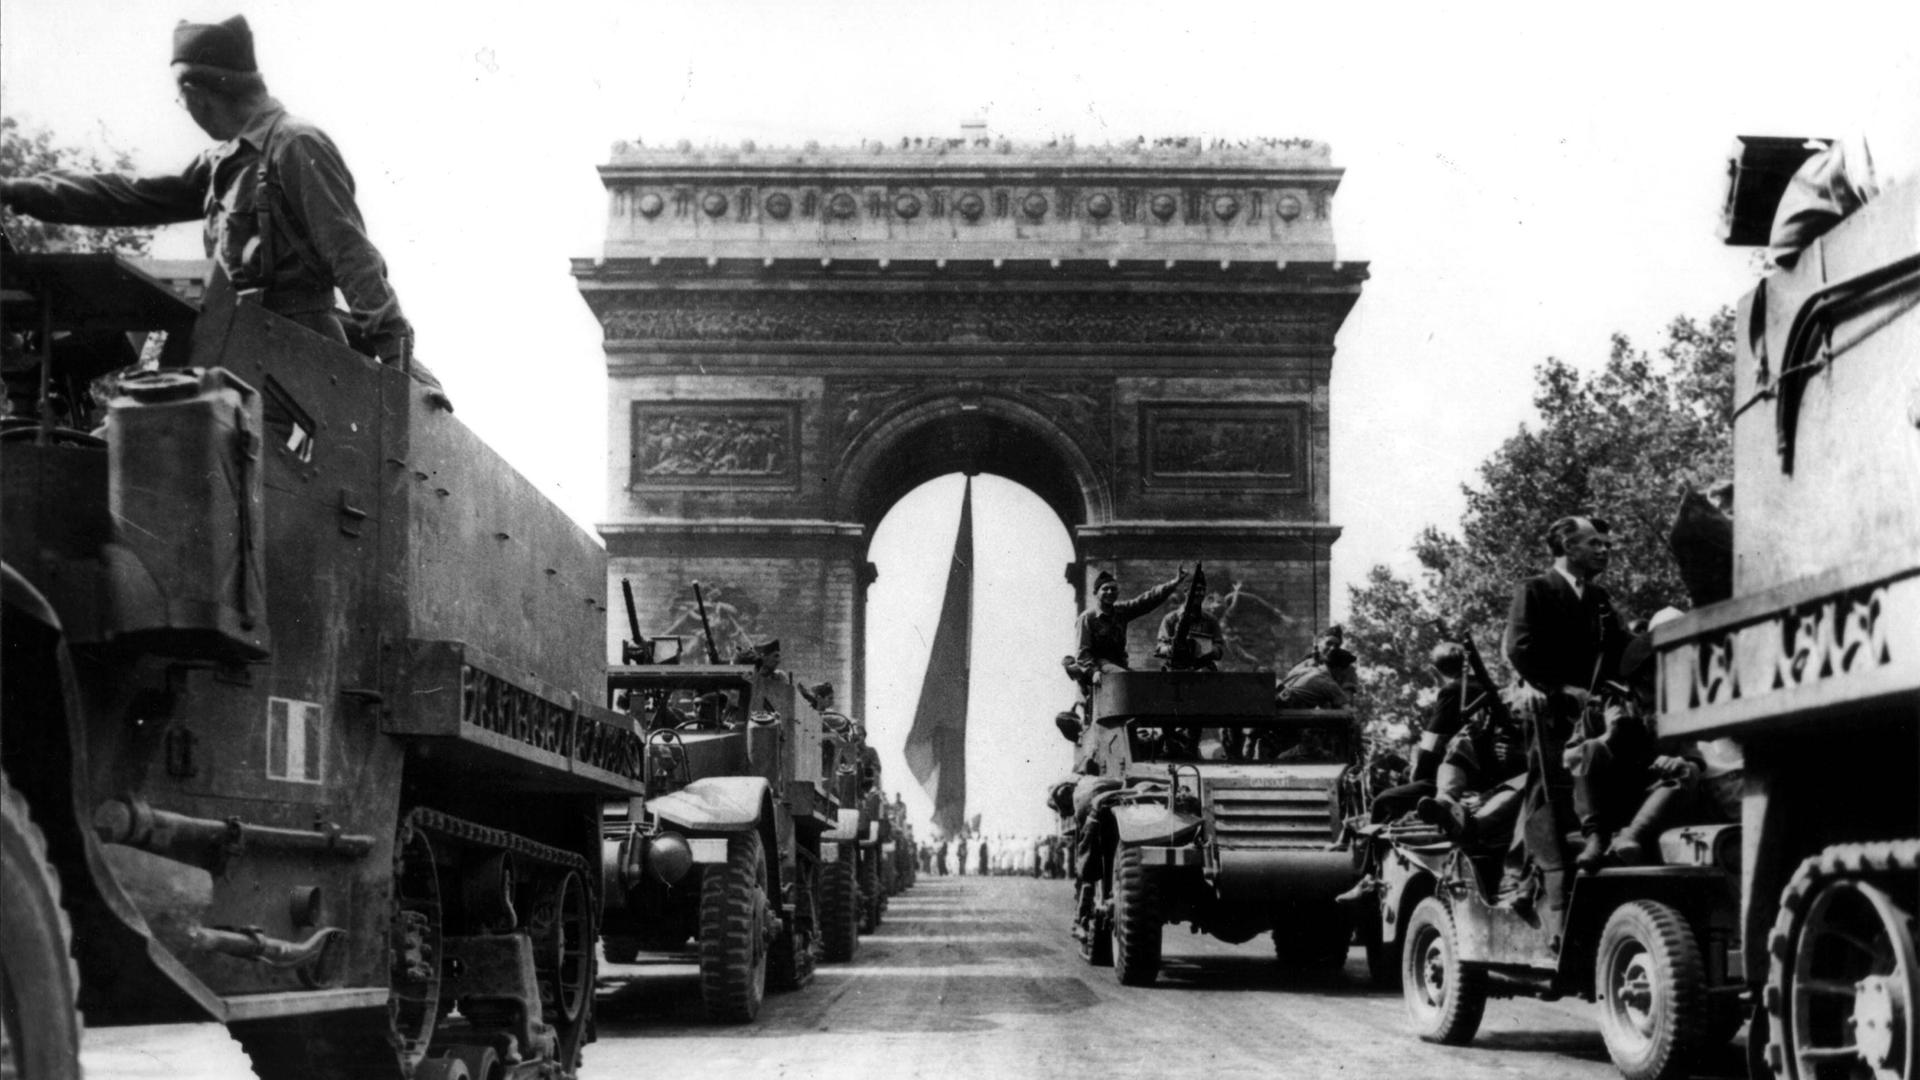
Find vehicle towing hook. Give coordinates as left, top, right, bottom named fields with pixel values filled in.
left=185, top=925, right=345, bottom=968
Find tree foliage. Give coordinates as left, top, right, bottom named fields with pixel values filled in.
left=1347, top=309, right=1736, bottom=740
left=1, top=116, right=155, bottom=255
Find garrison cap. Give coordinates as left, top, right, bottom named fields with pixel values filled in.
left=173, top=15, right=256, bottom=72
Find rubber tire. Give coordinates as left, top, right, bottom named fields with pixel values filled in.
left=1595, top=899, right=1708, bottom=1080
left=0, top=775, right=82, bottom=1080
left=1401, top=896, right=1485, bottom=1045
left=1112, top=846, right=1163, bottom=987
left=819, top=854, right=859, bottom=963
left=698, top=833, right=769, bottom=1024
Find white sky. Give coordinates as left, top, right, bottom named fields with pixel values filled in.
left=4, top=0, right=1915, bottom=835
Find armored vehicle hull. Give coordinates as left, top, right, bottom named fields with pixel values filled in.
left=1656, top=161, right=1919, bottom=1077
left=1067, top=670, right=1360, bottom=985
left=1, top=255, right=641, bottom=1079
left=600, top=663, right=839, bottom=1021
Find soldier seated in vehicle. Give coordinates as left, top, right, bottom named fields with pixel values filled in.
left=1414, top=685, right=1531, bottom=853
left=1152, top=590, right=1226, bottom=671
left=1563, top=620, right=1702, bottom=870
left=1271, top=643, right=1355, bottom=713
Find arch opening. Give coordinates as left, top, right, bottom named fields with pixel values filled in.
left=835, top=394, right=1110, bottom=536
left=863, top=474, right=1079, bottom=844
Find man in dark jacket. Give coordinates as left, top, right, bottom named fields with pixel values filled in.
left=0, top=15, right=446, bottom=406
left=1504, top=516, right=1630, bottom=705
left=1503, top=515, right=1634, bottom=885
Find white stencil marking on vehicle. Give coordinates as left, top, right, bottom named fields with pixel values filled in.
left=267, top=697, right=325, bottom=783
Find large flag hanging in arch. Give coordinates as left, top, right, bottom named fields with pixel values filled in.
left=903, top=478, right=973, bottom=837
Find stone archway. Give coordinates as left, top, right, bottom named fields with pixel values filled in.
left=577, top=136, right=1367, bottom=711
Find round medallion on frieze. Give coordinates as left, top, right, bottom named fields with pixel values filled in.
left=636, top=192, right=664, bottom=219
left=1022, top=193, right=1048, bottom=220
left=827, top=192, right=858, bottom=220
left=701, top=192, right=729, bottom=218
left=1085, top=193, right=1113, bottom=220
left=1212, top=194, right=1240, bottom=221
left=894, top=193, right=923, bottom=219
left=1150, top=193, right=1178, bottom=222
left=1276, top=194, right=1303, bottom=221
left=763, top=192, right=792, bottom=220
left=956, top=192, right=985, bottom=222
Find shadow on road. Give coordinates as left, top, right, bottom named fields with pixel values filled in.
left=595, top=969, right=1100, bottom=1037
left=1148, top=951, right=1392, bottom=997
left=1472, top=1025, right=1750, bottom=1079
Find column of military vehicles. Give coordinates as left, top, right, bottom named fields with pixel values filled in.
left=1063, top=149, right=1918, bottom=1080
left=0, top=252, right=909, bottom=1080
left=4, top=141, right=1913, bottom=1080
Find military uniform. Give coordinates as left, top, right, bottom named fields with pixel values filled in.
left=1, top=17, right=414, bottom=366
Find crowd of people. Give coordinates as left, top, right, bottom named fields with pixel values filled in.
left=917, top=833, right=1069, bottom=879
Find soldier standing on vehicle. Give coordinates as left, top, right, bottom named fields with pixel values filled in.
left=0, top=15, right=449, bottom=408
left=1072, top=566, right=1190, bottom=676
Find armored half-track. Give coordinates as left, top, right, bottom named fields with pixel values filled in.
left=599, top=656, right=839, bottom=1021
left=1652, top=147, right=1920, bottom=1078
left=1, top=254, right=643, bottom=1080
left=1067, top=669, right=1360, bottom=985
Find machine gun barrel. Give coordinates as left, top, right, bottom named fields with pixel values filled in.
left=1168, top=562, right=1205, bottom=655
left=621, top=578, right=643, bottom=646
left=691, top=580, right=721, bottom=664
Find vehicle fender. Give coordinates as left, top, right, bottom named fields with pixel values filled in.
left=1378, top=845, right=1438, bottom=946
left=1557, top=866, right=1737, bottom=984
left=646, top=776, right=771, bottom=832
left=2, top=563, right=63, bottom=633
left=2, top=568, right=225, bottom=1023
left=1111, top=803, right=1199, bottom=848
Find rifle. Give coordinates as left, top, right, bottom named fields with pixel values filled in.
left=1165, top=563, right=1207, bottom=667
left=1427, top=618, right=1510, bottom=729
left=619, top=578, right=645, bottom=664
left=691, top=581, right=721, bottom=664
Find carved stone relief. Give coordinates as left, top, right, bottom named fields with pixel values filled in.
left=1141, top=403, right=1306, bottom=490
left=630, top=401, right=799, bottom=489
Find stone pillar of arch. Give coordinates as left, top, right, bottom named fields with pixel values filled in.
left=576, top=137, right=1366, bottom=712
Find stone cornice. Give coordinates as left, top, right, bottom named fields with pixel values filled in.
left=1077, top=520, right=1343, bottom=558
left=603, top=137, right=1337, bottom=179
left=576, top=278, right=1362, bottom=354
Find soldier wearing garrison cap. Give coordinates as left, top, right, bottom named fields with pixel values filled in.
left=1073, top=565, right=1189, bottom=675
left=0, top=14, right=447, bottom=407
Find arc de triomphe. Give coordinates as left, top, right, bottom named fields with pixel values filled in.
left=574, top=136, right=1367, bottom=711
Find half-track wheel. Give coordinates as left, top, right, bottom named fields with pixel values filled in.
left=1765, top=840, right=1919, bottom=1080
left=235, top=824, right=443, bottom=1079
left=0, top=772, right=81, bottom=1080
left=1112, top=845, right=1163, bottom=987
left=698, top=832, right=770, bottom=1024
